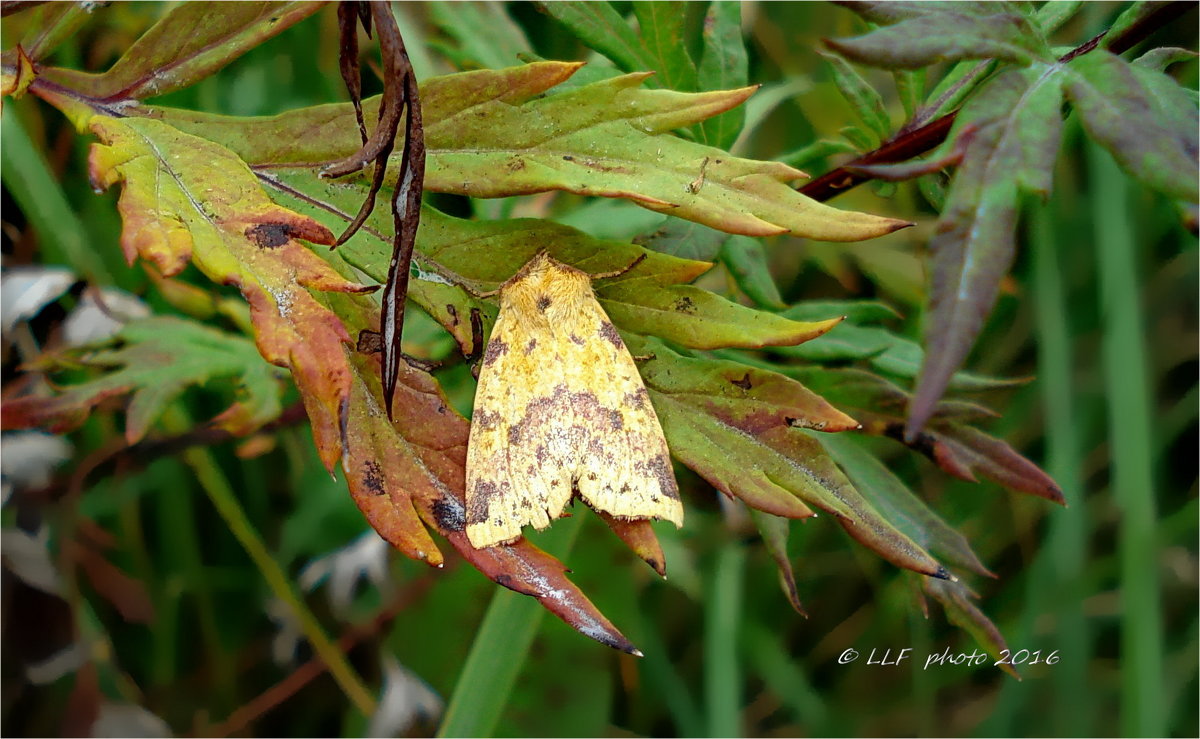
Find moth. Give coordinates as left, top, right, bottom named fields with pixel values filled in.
left=464, top=251, right=684, bottom=549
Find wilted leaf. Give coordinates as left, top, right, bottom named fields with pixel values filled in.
left=156, top=62, right=911, bottom=242
left=828, top=3, right=1052, bottom=69
left=793, top=366, right=1063, bottom=504
left=2, top=317, right=284, bottom=442
left=907, top=66, right=1065, bottom=437
left=1065, top=50, right=1199, bottom=203
left=39, top=2, right=324, bottom=102
left=87, top=116, right=373, bottom=470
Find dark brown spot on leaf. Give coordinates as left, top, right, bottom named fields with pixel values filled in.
left=672, top=296, right=696, bottom=314
left=731, top=372, right=752, bottom=390
left=245, top=223, right=293, bottom=248
left=356, top=329, right=383, bottom=354
left=446, top=304, right=459, bottom=326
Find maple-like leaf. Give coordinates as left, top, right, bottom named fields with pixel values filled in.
left=323, top=292, right=641, bottom=652
left=155, top=61, right=911, bottom=242
left=259, top=170, right=843, bottom=354
left=793, top=366, right=1063, bottom=504
left=628, top=337, right=948, bottom=579
left=87, top=115, right=374, bottom=471
left=2, top=317, right=283, bottom=442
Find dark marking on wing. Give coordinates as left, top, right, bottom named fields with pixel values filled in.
left=536, top=295, right=552, bottom=312
left=483, top=337, right=508, bottom=366
left=524, top=338, right=538, bottom=354
left=598, top=320, right=623, bottom=349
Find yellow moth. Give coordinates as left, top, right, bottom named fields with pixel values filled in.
left=465, top=251, right=684, bottom=549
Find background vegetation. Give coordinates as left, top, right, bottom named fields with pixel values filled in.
left=1, top=2, right=1196, bottom=737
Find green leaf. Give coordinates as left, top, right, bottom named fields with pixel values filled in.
left=833, top=1, right=988, bottom=25
left=792, top=367, right=1064, bottom=504
left=819, top=51, right=891, bottom=142
left=828, top=5, right=1052, bottom=69
left=696, top=1, right=749, bottom=149
left=428, top=2, right=532, bottom=71
left=749, top=509, right=806, bottom=615
left=1032, top=0, right=1083, bottom=35
left=908, top=66, right=1065, bottom=435
left=893, top=68, right=925, bottom=119
left=533, top=1, right=654, bottom=75
left=720, top=235, right=786, bottom=310
left=1065, top=50, right=1199, bottom=203
left=633, top=2, right=698, bottom=92
left=782, top=299, right=901, bottom=325
left=634, top=217, right=730, bottom=261
left=923, top=577, right=1020, bottom=679
left=777, top=138, right=859, bottom=170
left=158, top=62, right=911, bottom=242
left=630, top=339, right=947, bottom=579
left=2, top=317, right=284, bottom=442
left=1133, top=46, right=1199, bottom=72
left=40, top=2, right=324, bottom=102
left=820, top=432, right=992, bottom=577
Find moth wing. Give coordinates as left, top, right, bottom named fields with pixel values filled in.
left=465, top=309, right=574, bottom=549
left=567, top=300, right=683, bottom=526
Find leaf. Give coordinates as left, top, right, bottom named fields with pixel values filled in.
left=260, top=171, right=842, bottom=354
left=1133, top=46, right=1198, bottom=72
left=833, top=2, right=989, bottom=24
left=40, top=2, right=324, bottom=102
left=427, top=2, right=532, bottom=71
left=633, top=2, right=698, bottom=92
left=720, top=235, right=787, bottom=310
left=1065, top=50, right=1199, bottom=203
left=907, top=66, right=1065, bottom=437
left=629, top=338, right=948, bottom=579
left=86, top=116, right=372, bottom=471
left=819, top=432, right=992, bottom=577
left=156, top=62, right=912, bottom=242
left=774, top=305, right=1024, bottom=392
left=923, top=576, right=1020, bottom=679
left=2, top=317, right=284, bottom=443
left=634, top=218, right=729, bottom=261
left=792, top=366, right=1063, bottom=504
left=533, top=1, right=655, bottom=76
left=696, top=0, right=748, bottom=149
left=749, top=509, right=806, bottom=615
left=329, top=295, right=638, bottom=651
left=819, top=51, right=891, bottom=143
left=18, top=1, right=94, bottom=62
left=828, top=4, right=1053, bottom=69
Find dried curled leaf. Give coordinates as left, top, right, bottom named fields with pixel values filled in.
left=87, top=115, right=373, bottom=471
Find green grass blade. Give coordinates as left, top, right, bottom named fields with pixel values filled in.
left=705, top=543, right=745, bottom=737
left=437, top=513, right=586, bottom=738
left=1090, top=141, right=1165, bottom=737
left=1, top=109, right=113, bottom=283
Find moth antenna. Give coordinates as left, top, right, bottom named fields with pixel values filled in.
left=590, top=252, right=648, bottom=281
